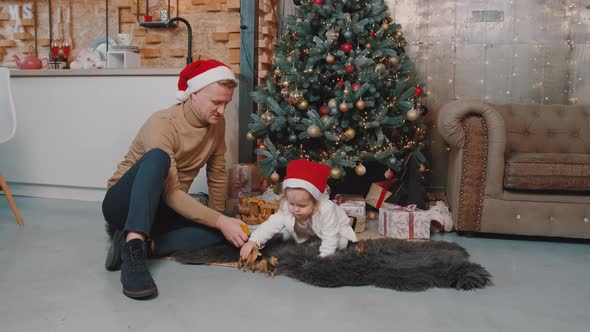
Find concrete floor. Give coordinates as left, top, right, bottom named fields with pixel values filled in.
left=1, top=196, right=589, bottom=332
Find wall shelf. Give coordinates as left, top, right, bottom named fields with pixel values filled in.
left=138, top=22, right=176, bottom=28
left=136, top=0, right=179, bottom=27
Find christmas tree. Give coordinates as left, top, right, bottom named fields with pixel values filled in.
left=248, top=0, right=429, bottom=184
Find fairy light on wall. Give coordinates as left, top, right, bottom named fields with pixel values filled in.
left=378, top=0, right=589, bottom=106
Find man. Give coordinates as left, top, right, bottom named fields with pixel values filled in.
left=102, top=59, right=249, bottom=300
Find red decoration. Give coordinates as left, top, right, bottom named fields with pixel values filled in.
left=313, top=0, right=325, bottom=4
left=415, top=86, right=423, bottom=97
left=319, top=105, right=329, bottom=115
left=384, top=169, right=394, bottom=179
left=341, top=42, right=353, bottom=53
left=345, top=65, right=355, bottom=73
left=369, top=31, right=376, bottom=37
left=352, top=82, right=361, bottom=91
left=337, top=80, right=345, bottom=88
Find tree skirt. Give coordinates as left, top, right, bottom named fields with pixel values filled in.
left=172, top=238, right=492, bottom=291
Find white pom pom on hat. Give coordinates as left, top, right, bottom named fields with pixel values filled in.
left=176, top=59, right=237, bottom=102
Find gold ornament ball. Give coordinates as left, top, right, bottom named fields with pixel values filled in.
left=400, top=41, right=407, bottom=47
left=343, top=88, right=351, bottom=95
left=326, top=54, right=335, bottom=64
left=382, top=22, right=390, bottom=30
left=270, top=172, right=280, bottom=182
left=246, top=131, right=256, bottom=141
left=328, top=98, right=338, bottom=109
left=274, top=68, right=283, bottom=77
left=375, top=63, right=386, bottom=72
left=321, top=115, right=330, bottom=124
left=406, top=108, right=420, bottom=121
left=395, top=30, right=403, bottom=39
left=307, top=124, right=321, bottom=138
left=330, top=167, right=342, bottom=180
left=261, top=111, right=275, bottom=125
left=281, top=88, right=290, bottom=98
left=365, top=42, right=372, bottom=49
left=289, top=90, right=304, bottom=104
left=325, top=29, right=339, bottom=42
left=389, top=55, right=400, bottom=65
left=339, top=102, right=350, bottom=112
left=344, top=127, right=356, bottom=140
left=298, top=100, right=309, bottom=110
left=367, top=211, right=378, bottom=220
left=355, top=99, right=366, bottom=110
left=355, top=163, right=366, bottom=176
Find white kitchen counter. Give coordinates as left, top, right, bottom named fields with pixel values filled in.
left=9, top=68, right=181, bottom=77
left=1, top=69, right=240, bottom=201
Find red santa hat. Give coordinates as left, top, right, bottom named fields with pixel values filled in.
left=282, top=159, right=331, bottom=200
left=176, top=59, right=237, bottom=102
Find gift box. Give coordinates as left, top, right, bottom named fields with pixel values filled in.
left=365, top=179, right=396, bottom=209
left=378, top=204, right=431, bottom=239
left=333, top=194, right=366, bottom=217
left=348, top=215, right=366, bottom=233
left=228, top=163, right=263, bottom=199
left=333, top=194, right=366, bottom=233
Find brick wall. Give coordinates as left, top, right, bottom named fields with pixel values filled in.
left=0, top=0, right=276, bottom=71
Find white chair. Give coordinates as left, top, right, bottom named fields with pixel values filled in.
left=0, top=67, right=24, bottom=225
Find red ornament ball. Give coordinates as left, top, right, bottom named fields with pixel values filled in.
left=384, top=169, right=394, bottom=179
left=419, top=164, right=427, bottom=173
left=341, top=42, right=353, bottom=53
left=345, top=65, right=355, bottom=73
left=352, top=82, right=361, bottom=91
left=313, top=0, right=325, bottom=5
left=319, top=105, right=329, bottom=115
left=369, top=31, right=376, bottom=37
left=415, top=86, right=423, bottom=97
left=337, top=80, right=345, bottom=88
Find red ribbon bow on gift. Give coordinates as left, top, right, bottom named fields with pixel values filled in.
left=383, top=204, right=419, bottom=239
left=392, top=204, right=417, bottom=212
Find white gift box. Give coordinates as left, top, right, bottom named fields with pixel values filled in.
left=378, top=204, right=431, bottom=239
left=333, top=194, right=366, bottom=216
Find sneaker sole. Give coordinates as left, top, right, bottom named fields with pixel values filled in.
left=123, top=286, right=158, bottom=299
left=105, top=230, right=125, bottom=271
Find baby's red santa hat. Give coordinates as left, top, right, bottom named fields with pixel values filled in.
left=282, top=159, right=331, bottom=200
left=176, top=59, right=237, bottom=102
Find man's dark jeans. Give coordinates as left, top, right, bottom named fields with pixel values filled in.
left=102, top=148, right=225, bottom=256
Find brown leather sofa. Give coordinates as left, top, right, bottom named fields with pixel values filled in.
left=437, top=100, right=590, bottom=239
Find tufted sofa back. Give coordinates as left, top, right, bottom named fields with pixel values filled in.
left=495, top=104, right=590, bottom=156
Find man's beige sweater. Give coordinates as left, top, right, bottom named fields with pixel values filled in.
left=108, top=99, right=226, bottom=228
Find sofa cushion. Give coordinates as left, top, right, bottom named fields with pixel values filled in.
left=504, top=153, right=590, bottom=192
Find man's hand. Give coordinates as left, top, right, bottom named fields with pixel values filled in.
left=215, top=214, right=249, bottom=247
left=240, top=241, right=257, bottom=260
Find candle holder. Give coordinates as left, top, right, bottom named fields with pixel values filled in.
left=49, top=40, right=70, bottom=69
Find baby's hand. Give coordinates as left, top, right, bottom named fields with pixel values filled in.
left=240, top=241, right=257, bottom=260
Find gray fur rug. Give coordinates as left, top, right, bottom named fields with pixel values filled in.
left=172, top=238, right=492, bottom=291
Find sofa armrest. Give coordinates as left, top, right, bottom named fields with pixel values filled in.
left=437, top=100, right=507, bottom=197
left=437, top=100, right=507, bottom=231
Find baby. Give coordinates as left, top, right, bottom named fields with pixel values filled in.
left=240, top=159, right=357, bottom=259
